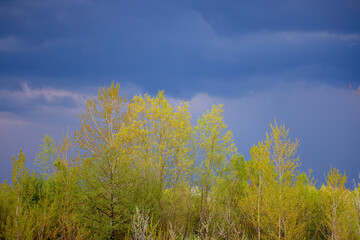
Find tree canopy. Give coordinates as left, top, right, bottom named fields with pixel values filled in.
left=0, top=82, right=359, bottom=240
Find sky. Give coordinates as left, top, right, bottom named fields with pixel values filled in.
left=0, top=0, right=359, bottom=187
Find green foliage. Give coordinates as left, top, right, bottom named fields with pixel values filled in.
left=78, top=147, right=148, bottom=239
left=193, top=104, right=237, bottom=223
left=318, top=168, right=358, bottom=240
left=2, top=150, right=36, bottom=239
left=35, top=135, right=56, bottom=178
left=0, top=82, right=358, bottom=240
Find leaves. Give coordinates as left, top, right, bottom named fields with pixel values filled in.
left=0, top=82, right=358, bottom=240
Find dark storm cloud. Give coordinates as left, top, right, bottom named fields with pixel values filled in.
left=0, top=0, right=359, bottom=185
left=193, top=0, right=360, bottom=35
left=1, top=0, right=359, bottom=96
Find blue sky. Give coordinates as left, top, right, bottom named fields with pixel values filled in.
left=0, top=0, right=359, bottom=186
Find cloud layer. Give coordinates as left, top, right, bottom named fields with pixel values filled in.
left=0, top=0, right=359, bottom=97
left=0, top=0, right=359, bottom=186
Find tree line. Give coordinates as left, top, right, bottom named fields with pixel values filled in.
left=0, top=82, right=359, bottom=239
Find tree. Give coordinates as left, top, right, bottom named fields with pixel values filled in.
left=75, top=83, right=133, bottom=239
left=52, top=133, right=88, bottom=240
left=266, top=121, right=305, bottom=240
left=31, top=135, right=58, bottom=239
left=124, top=91, right=193, bottom=190
left=75, top=82, right=129, bottom=158
left=3, top=150, right=36, bottom=240
left=353, top=181, right=360, bottom=238
left=241, top=121, right=310, bottom=240
left=117, top=91, right=195, bottom=233
left=75, top=83, right=159, bottom=238
left=241, top=134, right=274, bottom=239
left=35, top=135, right=57, bottom=178
left=79, top=147, right=140, bottom=239
left=193, top=104, right=237, bottom=235
left=319, top=167, right=357, bottom=240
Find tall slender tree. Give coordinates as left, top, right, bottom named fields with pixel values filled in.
left=241, top=134, right=274, bottom=239
left=320, top=168, right=357, bottom=240
left=193, top=104, right=237, bottom=231
left=53, top=133, right=88, bottom=240
left=3, top=150, right=36, bottom=240
left=266, top=121, right=305, bottom=240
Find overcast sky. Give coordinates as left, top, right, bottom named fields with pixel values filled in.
left=0, top=0, right=359, bottom=186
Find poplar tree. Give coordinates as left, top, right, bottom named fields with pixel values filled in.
left=53, top=133, right=88, bottom=240
left=117, top=91, right=195, bottom=233
left=35, top=135, right=57, bottom=178
left=75, top=82, right=129, bottom=158
left=3, top=150, right=36, bottom=239
left=242, top=121, right=310, bottom=240
left=242, top=134, right=274, bottom=239
left=124, top=92, right=193, bottom=190
left=353, top=183, right=360, bottom=238
left=33, top=136, right=57, bottom=239
left=320, top=168, right=357, bottom=240
left=193, top=104, right=237, bottom=231
left=266, top=121, right=307, bottom=240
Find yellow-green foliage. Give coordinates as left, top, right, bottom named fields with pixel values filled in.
left=319, top=168, right=358, bottom=240
left=0, top=82, right=358, bottom=240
